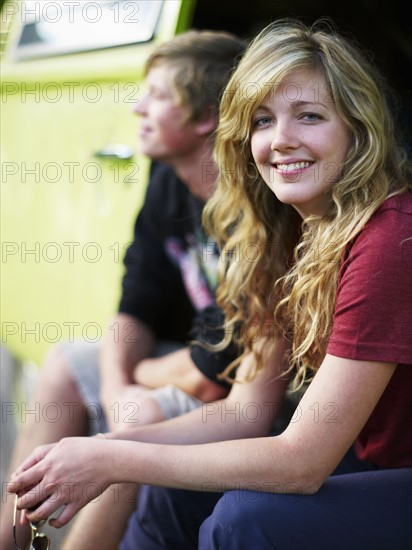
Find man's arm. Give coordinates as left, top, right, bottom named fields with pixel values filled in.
left=99, top=313, right=155, bottom=412
left=110, top=342, right=288, bottom=444
left=133, top=347, right=228, bottom=402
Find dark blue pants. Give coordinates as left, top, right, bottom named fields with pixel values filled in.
left=120, top=486, right=222, bottom=549
left=120, top=452, right=412, bottom=549
left=199, top=468, right=412, bottom=549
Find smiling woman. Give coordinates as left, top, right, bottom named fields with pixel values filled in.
left=206, top=17, right=411, bottom=387
left=7, top=17, right=412, bottom=550
left=250, top=68, right=351, bottom=218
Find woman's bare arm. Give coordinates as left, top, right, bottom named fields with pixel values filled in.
left=10, top=350, right=395, bottom=527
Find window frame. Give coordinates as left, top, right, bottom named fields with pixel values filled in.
left=13, top=0, right=164, bottom=61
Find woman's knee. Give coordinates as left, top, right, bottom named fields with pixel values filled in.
left=199, top=490, right=278, bottom=549
left=199, top=489, right=316, bottom=550
left=200, top=472, right=412, bottom=550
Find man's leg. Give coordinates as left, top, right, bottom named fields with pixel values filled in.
left=120, top=486, right=223, bottom=550
left=62, top=385, right=204, bottom=550
left=61, top=483, right=139, bottom=550
left=0, top=344, right=91, bottom=550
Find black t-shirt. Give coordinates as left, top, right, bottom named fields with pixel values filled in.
left=118, top=162, right=238, bottom=387
left=189, top=302, right=239, bottom=387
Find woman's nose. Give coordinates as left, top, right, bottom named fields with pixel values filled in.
left=270, top=121, right=299, bottom=151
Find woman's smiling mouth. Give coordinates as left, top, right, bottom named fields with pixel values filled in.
left=275, top=161, right=314, bottom=172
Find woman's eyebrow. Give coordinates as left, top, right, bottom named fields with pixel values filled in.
left=290, top=100, right=328, bottom=108
left=256, top=100, right=330, bottom=112
left=253, top=104, right=272, bottom=114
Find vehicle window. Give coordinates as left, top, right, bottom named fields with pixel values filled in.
left=14, top=0, right=164, bottom=60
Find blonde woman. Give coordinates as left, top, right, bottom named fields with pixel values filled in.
left=10, top=19, right=411, bottom=549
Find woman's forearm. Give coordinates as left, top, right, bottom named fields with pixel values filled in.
left=111, top=435, right=305, bottom=494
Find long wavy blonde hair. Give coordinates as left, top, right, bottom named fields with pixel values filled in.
left=204, top=18, right=411, bottom=387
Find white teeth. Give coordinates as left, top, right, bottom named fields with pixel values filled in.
left=277, top=162, right=311, bottom=171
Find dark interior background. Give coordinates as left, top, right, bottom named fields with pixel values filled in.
left=191, top=0, right=412, bottom=152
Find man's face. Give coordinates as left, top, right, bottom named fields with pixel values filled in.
left=134, top=64, right=201, bottom=162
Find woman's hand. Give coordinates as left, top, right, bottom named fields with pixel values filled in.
left=13, top=442, right=57, bottom=478
left=9, top=437, right=115, bottom=527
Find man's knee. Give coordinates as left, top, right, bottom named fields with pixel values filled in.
left=43, top=343, right=70, bottom=371
left=39, top=343, right=81, bottom=401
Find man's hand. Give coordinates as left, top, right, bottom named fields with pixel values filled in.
left=133, top=348, right=228, bottom=402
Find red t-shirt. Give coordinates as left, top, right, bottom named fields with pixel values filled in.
left=327, top=192, right=412, bottom=468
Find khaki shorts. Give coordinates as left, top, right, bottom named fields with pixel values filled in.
left=61, top=340, right=202, bottom=435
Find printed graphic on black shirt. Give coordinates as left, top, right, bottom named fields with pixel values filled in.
left=165, top=229, right=219, bottom=311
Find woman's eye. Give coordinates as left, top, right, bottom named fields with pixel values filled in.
left=301, top=113, right=322, bottom=122
left=252, top=116, right=273, bottom=128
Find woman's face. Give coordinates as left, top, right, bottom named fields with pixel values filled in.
left=250, top=68, right=351, bottom=219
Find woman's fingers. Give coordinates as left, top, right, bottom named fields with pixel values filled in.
left=18, top=486, right=55, bottom=519
left=19, top=480, right=76, bottom=524
left=10, top=465, right=44, bottom=500
left=10, top=437, right=113, bottom=526
left=48, top=502, right=82, bottom=528
left=11, top=443, right=56, bottom=478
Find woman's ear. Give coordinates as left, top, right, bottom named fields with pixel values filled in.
left=195, top=104, right=218, bottom=136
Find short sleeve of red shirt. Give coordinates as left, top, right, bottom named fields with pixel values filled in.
left=327, top=192, right=412, bottom=468
left=328, top=193, right=412, bottom=363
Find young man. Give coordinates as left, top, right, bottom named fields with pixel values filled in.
left=0, top=30, right=245, bottom=549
